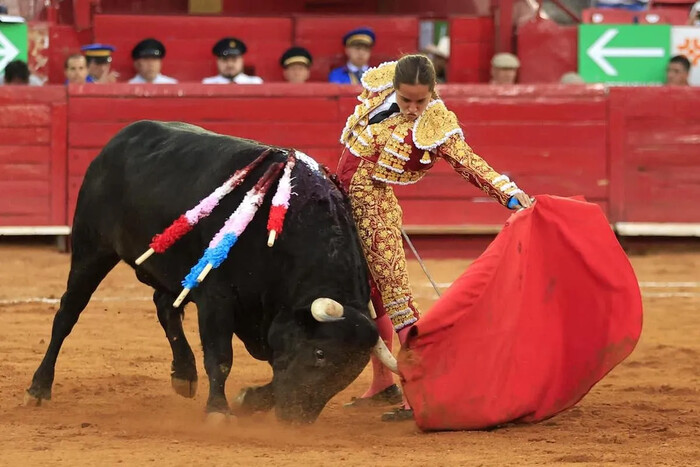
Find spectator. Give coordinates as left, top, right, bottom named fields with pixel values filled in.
left=128, top=38, right=177, bottom=84
left=279, top=46, right=312, bottom=83
left=329, top=27, right=375, bottom=84
left=490, top=53, right=520, bottom=84
left=203, top=37, right=263, bottom=84
left=594, top=0, right=648, bottom=11
left=688, top=0, right=700, bottom=25
left=666, top=55, right=690, bottom=86
left=64, top=54, right=92, bottom=84
left=560, top=72, right=585, bottom=84
left=81, top=43, right=119, bottom=83
left=422, top=36, right=450, bottom=83
left=3, top=59, right=29, bottom=84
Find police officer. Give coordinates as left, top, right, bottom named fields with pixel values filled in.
left=128, top=38, right=177, bottom=84
left=81, top=43, right=119, bottom=83
left=202, top=37, right=263, bottom=84
left=279, top=46, right=312, bottom=83
left=328, top=27, right=375, bottom=84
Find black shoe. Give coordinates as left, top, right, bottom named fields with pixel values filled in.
left=381, top=407, right=414, bottom=422
left=343, top=384, right=403, bottom=408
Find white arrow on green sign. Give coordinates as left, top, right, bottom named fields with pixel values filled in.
left=579, top=25, right=671, bottom=84
left=0, top=22, right=28, bottom=72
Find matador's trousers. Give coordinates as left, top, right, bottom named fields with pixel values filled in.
left=343, top=160, right=421, bottom=331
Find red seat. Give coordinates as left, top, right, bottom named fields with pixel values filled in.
left=582, top=8, right=639, bottom=23
left=640, top=7, right=692, bottom=24
left=93, top=15, right=293, bottom=83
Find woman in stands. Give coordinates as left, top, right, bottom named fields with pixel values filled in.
left=336, top=54, right=533, bottom=421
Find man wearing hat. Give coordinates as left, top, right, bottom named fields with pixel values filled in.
left=422, top=36, right=450, bottom=83
left=203, top=37, right=263, bottom=84
left=128, top=38, right=177, bottom=84
left=280, top=46, right=312, bottom=83
left=328, top=27, right=375, bottom=84
left=490, top=52, right=520, bottom=85
left=81, top=43, right=119, bottom=83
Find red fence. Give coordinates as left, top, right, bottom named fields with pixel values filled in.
left=0, top=87, right=67, bottom=227
left=1, top=84, right=699, bottom=235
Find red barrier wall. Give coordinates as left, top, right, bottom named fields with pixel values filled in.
left=2, top=85, right=699, bottom=233
left=609, top=87, right=700, bottom=223
left=0, top=87, right=67, bottom=226
left=395, top=85, right=609, bottom=228
left=64, top=84, right=610, bottom=229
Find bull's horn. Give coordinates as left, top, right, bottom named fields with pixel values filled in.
left=373, top=337, right=399, bottom=374
left=310, top=298, right=345, bottom=322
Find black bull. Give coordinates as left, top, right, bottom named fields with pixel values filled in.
left=25, top=121, right=397, bottom=423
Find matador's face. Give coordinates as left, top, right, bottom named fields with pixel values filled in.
left=396, top=83, right=432, bottom=121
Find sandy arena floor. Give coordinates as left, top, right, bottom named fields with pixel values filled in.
left=0, top=242, right=699, bottom=466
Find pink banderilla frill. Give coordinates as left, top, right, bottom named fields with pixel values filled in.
left=172, top=162, right=285, bottom=307
left=134, top=148, right=272, bottom=265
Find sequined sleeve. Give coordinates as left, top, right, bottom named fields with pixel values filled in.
left=437, top=134, right=522, bottom=207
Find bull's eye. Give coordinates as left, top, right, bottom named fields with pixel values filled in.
left=315, top=349, right=325, bottom=361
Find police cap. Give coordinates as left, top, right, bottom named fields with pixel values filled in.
left=131, top=38, right=166, bottom=60
left=279, top=46, right=312, bottom=68
left=81, top=43, right=115, bottom=64
left=213, top=37, right=247, bottom=57
left=343, top=27, right=375, bottom=47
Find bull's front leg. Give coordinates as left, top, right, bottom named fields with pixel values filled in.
left=153, top=290, right=198, bottom=398
left=195, top=293, right=235, bottom=423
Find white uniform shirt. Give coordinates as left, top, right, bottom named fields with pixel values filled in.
left=368, top=92, right=398, bottom=120
left=128, top=73, right=178, bottom=84
left=690, top=1, right=700, bottom=25
left=202, top=73, right=263, bottom=84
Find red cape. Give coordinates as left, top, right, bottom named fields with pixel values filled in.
left=399, top=195, right=643, bottom=431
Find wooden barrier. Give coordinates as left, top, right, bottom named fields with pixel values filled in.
left=609, top=87, right=700, bottom=232
left=2, top=84, right=699, bottom=238
left=0, top=86, right=67, bottom=231
left=65, top=83, right=611, bottom=230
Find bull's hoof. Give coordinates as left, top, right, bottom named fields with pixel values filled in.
left=23, top=390, right=48, bottom=407
left=171, top=377, right=197, bottom=398
left=205, top=412, right=231, bottom=426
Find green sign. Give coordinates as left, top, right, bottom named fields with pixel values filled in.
left=0, top=22, right=28, bottom=72
left=579, top=25, right=671, bottom=84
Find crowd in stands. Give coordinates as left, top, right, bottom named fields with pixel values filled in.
left=0, top=20, right=696, bottom=87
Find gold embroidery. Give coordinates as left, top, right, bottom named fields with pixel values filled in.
left=360, top=61, right=396, bottom=92
left=438, top=134, right=511, bottom=206
left=413, top=101, right=462, bottom=150
left=348, top=160, right=421, bottom=331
